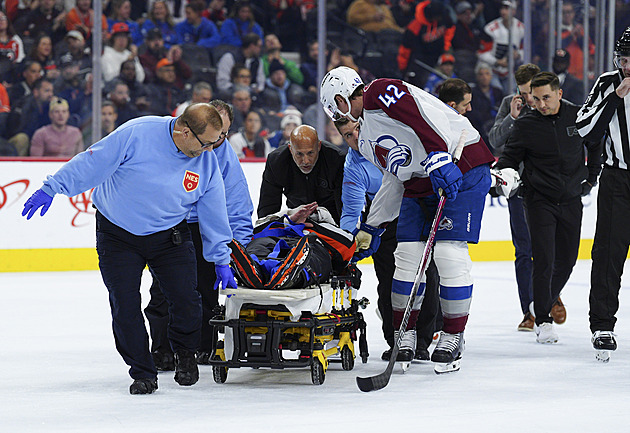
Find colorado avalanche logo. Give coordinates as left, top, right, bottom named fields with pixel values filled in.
left=372, top=135, right=412, bottom=176
left=438, top=216, right=453, bottom=231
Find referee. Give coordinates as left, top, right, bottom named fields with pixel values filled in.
left=577, top=27, right=630, bottom=362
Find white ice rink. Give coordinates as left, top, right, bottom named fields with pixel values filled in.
left=1, top=260, right=629, bottom=432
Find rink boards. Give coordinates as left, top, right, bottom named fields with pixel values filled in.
left=0, top=159, right=600, bottom=272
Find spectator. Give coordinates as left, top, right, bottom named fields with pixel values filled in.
left=451, top=1, right=484, bottom=83
left=106, top=80, right=139, bottom=126
left=114, top=59, right=149, bottom=102
left=65, top=0, right=108, bottom=42
left=174, top=0, right=221, bottom=49
left=203, top=0, right=228, bottom=26
left=398, top=0, right=455, bottom=87
left=30, top=97, right=84, bottom=157
left=83, top=100, right=118, bottom=143
left=56, top=30, right=92, bottom=79
left=13, top=0, right=67, bottom=45
left=0, top=10, right=25, bottom=80
left=262, top=34, right=303, bottom=86
left=101, top=22, right=145, bottom=83
left=139, top=28, right=192, bottom=89
left=26, top=33, right=58, bottom=80
left=173, top=81, right=213, bottom=116
left=54, top=53, right=91, bottom=125
left=391, top=0, right=419, bottom=28
left=7, top=60, right=42, bottom=110
left=219, top=0, right=264, bottom=47
left=346, top=0, right=403, bottom=33
left=424, top=53, right=457, bottom=96
left=142, top=0, right=181, bottom=49
left=552, top=48, right=584, bottom=105
left=478, top=0, right=525, bottom=94
left=560, top=1, right=594, bottom=81
left=108, top=0, right=144, bottom=47
left=0, top=81, right=10, bottom=141
left=469, top=62, right=503, bottom=146
left=145, top=58, right=186, bottom=115
left=268, top=107, right=302, bottom=149
left=8, top=77, right=55, bottom=156
left=147, top=0, right=187, bottom=23
left=230, top=86, right=253, bottom=131
left=259, top=59, right=306, bottom=113
left=216, top=33, right=265, bottom=95
left=300, top=40, right=321, bottom=94
left=267, top=0, right=306, bottom=52
left=338, top=50, right=376, bottom=87
left=229, top=109, right=271, bottom=158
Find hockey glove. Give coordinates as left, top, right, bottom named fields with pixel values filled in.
left=490, top=167, right=521, bottom=198
left=352, top=223, right=385, bottom=260
left=22, top=188, right=54, bottom=220
left=581, top=180, right=595, bottom=197
left=420, top=151, right=462, bottom=199
left=213, top=264, right=238, bottom=291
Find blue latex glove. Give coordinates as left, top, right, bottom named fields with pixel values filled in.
left=214, top=264, right=238, bottom=291
left=420, top=151, right=463, bottom=199
left=22, top=188, right=54, bottom=220
left=352, top=223, right=385, bottom=261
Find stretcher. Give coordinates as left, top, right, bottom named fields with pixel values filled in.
left=208, top=265, right=369, bottom=385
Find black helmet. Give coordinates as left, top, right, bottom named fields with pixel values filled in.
left=614, top=27, right=630, bottom=57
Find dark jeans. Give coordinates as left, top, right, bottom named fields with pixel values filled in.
left=145, top=222, right=217, bottom=355
left=374, top=219, right=441, bottom=349
left=508, top=195, right=534, bottom=314
left=96, top=212, right=200, bottom=380
left=524, top=193, right=582, bottom=325
left=590, top=168, right=630, bottom=332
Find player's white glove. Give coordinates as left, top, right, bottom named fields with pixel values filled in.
left=490, top=167, right=521, bottom=197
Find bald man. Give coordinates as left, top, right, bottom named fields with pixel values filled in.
left=258, top=124, right=346, bottom=223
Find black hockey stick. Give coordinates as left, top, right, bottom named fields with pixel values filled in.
left=356, top=133, right=467, bottom=393
left=356, top=193, right=446, bottom=392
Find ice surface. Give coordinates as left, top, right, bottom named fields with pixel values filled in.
left=1, top=261, right=629, bottom=432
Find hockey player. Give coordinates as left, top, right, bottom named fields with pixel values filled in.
left=577, top=26, right=630, bottom=362
left=21, top=103, right=237, bottom=394
left=320, top=66, right=495, bottom=373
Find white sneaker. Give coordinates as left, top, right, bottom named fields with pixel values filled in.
left=535, top=322, right=558, bottom=344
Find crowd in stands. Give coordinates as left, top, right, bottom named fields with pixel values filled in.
left=0, top=0, right=629, bottom=158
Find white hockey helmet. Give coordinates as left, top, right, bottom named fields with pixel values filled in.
left=320, top=66, right=364, bottom=122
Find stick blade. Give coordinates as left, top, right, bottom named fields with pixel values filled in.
left=356, top=372, right=390, bottom=392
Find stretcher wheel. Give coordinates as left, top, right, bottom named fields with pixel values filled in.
left=212, top=356, right=228, bottom=384
left=310, top=359, right=325, bottom=385
left=341, top=346, right=354, bottom=371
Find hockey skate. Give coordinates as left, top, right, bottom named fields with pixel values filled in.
left=592, top=331, right=617, bottom=363
left=431, top=332, right=464, bottom=374
left=394, top=329, right=416, bottom=372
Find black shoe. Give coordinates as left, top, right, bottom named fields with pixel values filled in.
left=196, top=351, right=212, bottom=365
left=174, top=350, right=199, bottom=386
left=152, top=350, right=175, bottom=371
left=414, top=346, right=430, bottom=360
left=381, top=348, right=392, bottom=361
left=229, top=239, right=264, bottom=288
left=129, top=378, right=158, bottom=395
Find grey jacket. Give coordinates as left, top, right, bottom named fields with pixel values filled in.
left=488, top=94, right=534, bottom=157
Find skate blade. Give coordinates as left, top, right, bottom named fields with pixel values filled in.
left=595, top=350, right=611, bottom=363
left=399, top=361, right=411, bottom=373
left=434, top=359, right=461, bottom=374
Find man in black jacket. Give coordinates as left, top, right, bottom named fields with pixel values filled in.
left=258, top=124, right=346, bottom=224
left=495, top=72, right=602, bottom=345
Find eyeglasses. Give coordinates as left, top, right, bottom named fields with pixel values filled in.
left=185, top=121, right=219, bottom=149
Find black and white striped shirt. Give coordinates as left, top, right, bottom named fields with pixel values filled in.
left=577, top=70, right=630, bottom=169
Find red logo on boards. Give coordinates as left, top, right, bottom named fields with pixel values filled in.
left=183, top=170, right=199, bottom=192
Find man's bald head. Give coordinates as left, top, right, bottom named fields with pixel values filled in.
left=289, top=125, right=321, bottom=174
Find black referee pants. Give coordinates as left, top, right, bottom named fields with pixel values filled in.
left=96, top=212, right=200, bottom=380
left=524, top=193, right=582, bottom=325
left=145, top=222, right=218, bottom=355
left=590, top=168, right=630, bottom=332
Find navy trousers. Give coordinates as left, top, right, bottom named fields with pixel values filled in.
left=507, top=195, right=534, bottom=315
left=96, top=212, right=200, bottom=380
left=145, top=222, right=217, bottom=355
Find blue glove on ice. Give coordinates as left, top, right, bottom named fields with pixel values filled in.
left=420, top=151, right=462, bottom=200
left=22, top=188, right=54, bottom=220
left=214, top=264, right=238, bottom=291
left=352, top=223, right=385, bottom=261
